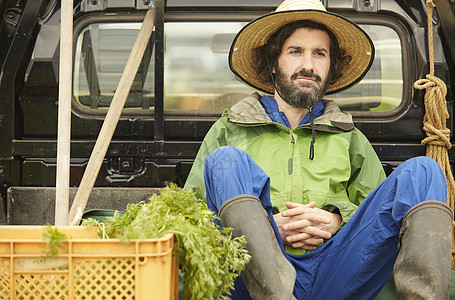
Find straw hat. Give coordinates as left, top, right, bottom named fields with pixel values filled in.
left=229, top=0, right=374, bottom=94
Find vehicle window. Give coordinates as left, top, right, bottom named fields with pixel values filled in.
left=164, top=22, right=256, bottom=114
left=328, top=24, right=402, bottom=112
left=73, top=21, right=403, bottom=116
left=73, top=23, right=155, bottom=111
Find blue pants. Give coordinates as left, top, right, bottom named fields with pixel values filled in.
left=204, top=146, right=447, bottom=300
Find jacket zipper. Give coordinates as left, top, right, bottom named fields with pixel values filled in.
left=288, top=134, right=295, bottom=175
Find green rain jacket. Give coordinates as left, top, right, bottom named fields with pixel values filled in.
left=184, top=93, right=386, bottom=255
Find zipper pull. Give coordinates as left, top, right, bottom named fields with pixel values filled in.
left=309, top=109, right=315, bottom=160
left=288, top=135, right=295, bottom=175
left=288, top=158, right=293, bottom=175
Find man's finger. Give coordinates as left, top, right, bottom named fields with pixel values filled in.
left=284, top=231, right=312, bottom=243
left=291, top=238, right=323, bottom=249
left=285, top=226, right=331, bottom=240
left=282, top=209, right=331, bottom=224
left=283, top=218, right=313, bottom=231
left=291, top=236, right=323, bottom=246
left=285, top=201, right=316, bottom=209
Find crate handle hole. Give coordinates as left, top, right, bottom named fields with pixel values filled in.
left=138, top=257, right=147, bottom=265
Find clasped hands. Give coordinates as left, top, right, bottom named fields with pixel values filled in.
left=273, top=201, right=342, bottom=251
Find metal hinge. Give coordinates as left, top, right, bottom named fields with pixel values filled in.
left=105, top=158, right=147, bottom=184
left=81, top=0, right=154, bottom=12
left=3, top=7, right=22, bottom=27
left=354, top=0, right=379, bottom=12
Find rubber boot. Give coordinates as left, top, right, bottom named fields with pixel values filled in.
left=219, top=194, right=296, bottom=300
left=393, top=200, right=453, bottom=300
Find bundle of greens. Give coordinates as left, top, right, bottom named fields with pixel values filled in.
left=81, top=184, right=250, bottom=299
left=36, top=224, right=67, bottom=263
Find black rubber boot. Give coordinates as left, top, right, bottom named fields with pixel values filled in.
left=219, top=194, right=296, bottom=300
left=394, top=200, right=453, bottom=300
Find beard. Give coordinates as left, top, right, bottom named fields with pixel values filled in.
left=275, top=68, right=330, bottom=109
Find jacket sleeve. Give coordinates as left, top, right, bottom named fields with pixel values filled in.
left=322, top=129, right=386, bottom=226
left=183, top=118, right=228, bottom=200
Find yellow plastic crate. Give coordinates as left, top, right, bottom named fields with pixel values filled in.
left=0, top=226, right=178, bottom=299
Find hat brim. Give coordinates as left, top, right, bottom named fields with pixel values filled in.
left=229, top=10, right=375, bottom=95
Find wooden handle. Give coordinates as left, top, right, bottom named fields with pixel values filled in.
left=55, top=0, right=74, bottom=226
left=67, top=9, right=156, bottom=225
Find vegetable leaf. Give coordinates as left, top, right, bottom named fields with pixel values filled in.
left=36, top=223, right=67, bottom=263
left=82, top=184, right=250, bottom=299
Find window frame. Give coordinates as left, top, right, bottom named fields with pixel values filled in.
left=71, top=11, right=413, bottom=122
left=340, top=13, right=413, bottom=121
left=72, top=12, right=155, bottom=118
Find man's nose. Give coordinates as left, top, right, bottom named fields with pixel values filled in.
left=298, top=53, right=315, bottom=72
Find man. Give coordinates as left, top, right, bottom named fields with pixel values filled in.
left=184, top=0, right=453, bottom=299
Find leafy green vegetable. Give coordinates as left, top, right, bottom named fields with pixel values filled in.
left=36, top=223, right=67, bottom=263
left=82, top=184, right=250, bottom=299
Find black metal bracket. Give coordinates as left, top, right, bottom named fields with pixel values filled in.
left=433, top=0, right=455, bottom=77
left=0, top=0, right=47, bottom=159
left=154, top=0, right=165, bottom=142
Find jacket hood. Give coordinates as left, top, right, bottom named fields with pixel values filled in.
left=225, top=92, right=354, bottom=132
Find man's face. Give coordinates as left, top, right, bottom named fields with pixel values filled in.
left=274, top=27, right=332, bottom=109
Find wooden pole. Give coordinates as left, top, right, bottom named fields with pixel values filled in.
left=55, top=0, right=73, bottom=226
left=67, top=9, right=156, bottom=225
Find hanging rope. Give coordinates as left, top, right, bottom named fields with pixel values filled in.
left=414, top=0, right=455, bottom=266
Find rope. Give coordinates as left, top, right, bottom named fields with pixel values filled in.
left=417, top=0, right=455, bottom=266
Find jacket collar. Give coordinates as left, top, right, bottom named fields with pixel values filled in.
left=225, top=92, right=354, bottom=132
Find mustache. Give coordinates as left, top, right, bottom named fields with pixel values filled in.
left=291, top=70, right=322, bottom=82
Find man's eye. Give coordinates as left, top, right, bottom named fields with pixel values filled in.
left=316, top=52, right=326, bottom=57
